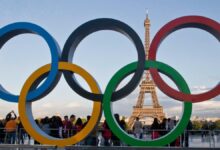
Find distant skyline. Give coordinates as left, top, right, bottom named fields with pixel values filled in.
left=0, top=0, right=219, bottom=119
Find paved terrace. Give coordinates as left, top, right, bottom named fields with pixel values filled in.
left=0, top=144, right=220, bottom=150
left=0, top=145, right=219, bottom=150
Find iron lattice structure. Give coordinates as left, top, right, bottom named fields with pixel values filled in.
left=127, top=15, right=165, bottom=129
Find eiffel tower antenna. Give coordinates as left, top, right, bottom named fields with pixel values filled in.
left=146, top=9, right=149, bottom=19
left=127, top=14, right=165, bottom=129
left=144, top=10, right=151, bottom=81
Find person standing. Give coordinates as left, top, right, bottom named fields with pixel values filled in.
left=62, top=116, right=72, bottom=138
left=0, top=120, right=5, bottom=143
left=184, top=120, right=192, bottom=147
left=102, top=120, right=112, bottom=146
left=75, top=118, right=84, bottom=145
left=160, top=118, right=168, bottom=137
left=83, top=116, right=97, bottom=146
left=17, top=117, right=25, bottom=144
left=70, top=114, right=76, bottom=136
left=5, top=111, right=17, bottom=144
left=49, top=116, right=63, bottom=138
left=120, top=116, right=127, bottom=131
left=41, top=117, right=50, bottom=136
left=169, top=119, right=176, bottom=146
left=75, top=118, right=83, bottom=133
left=111, top=114, right=121, bottom=146
left=151, top=118, right=160, bottom=139
left=133, top=117, right=143, bottom=139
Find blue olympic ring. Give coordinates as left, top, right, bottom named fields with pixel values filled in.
left=0, top=22, right=60, bottom=102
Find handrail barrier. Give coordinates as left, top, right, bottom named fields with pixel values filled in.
left=0, top=128, right=220, bottom=148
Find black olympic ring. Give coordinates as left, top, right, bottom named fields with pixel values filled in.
left=61, top=18, right=145, bottom=101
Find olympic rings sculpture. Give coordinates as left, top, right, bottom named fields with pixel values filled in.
left=0, top=16, right=219, bottom=147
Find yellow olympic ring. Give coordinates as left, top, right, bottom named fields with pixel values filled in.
left=18, top=62, right=102, bottom=147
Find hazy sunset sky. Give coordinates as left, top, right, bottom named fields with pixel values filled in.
left=0, top=0, right=219, bottom=119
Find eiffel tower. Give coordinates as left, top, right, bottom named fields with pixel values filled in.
left=127, top=14, right=165, bottom=129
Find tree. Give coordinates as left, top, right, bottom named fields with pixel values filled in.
left=215, top=120, right=220, bottom=129
left=192, top=121, right=202, bottom=130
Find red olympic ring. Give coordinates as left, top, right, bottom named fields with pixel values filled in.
left=149, top=16, right=220, bottom=103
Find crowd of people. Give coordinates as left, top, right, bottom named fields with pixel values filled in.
left=0, top=111, right=96, bottom=145
left=0, top=111, right=192, bottom=147
left=132, top=117, right=193, bottom=147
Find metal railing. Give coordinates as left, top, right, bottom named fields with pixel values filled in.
left=0, top=128, right=220, bottom=148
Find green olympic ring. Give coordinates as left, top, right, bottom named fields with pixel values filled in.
left=103, top=60, right=192, bottom=146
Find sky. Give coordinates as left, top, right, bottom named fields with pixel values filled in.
left=0, top=0, right=219, bottom=120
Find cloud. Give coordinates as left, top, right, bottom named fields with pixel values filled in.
left=193, top=100, right=220, bottom=111
left=166, top=106, right=182, bottom=112
left=0, top=83, right=219, bottom=119
left=65, top=102, right=81, bottom=108
left=190, top=85, right=211, bottom=94
left=212, top=95, right=220, bottom=102
left=42, top=103, right=53, bottom=108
